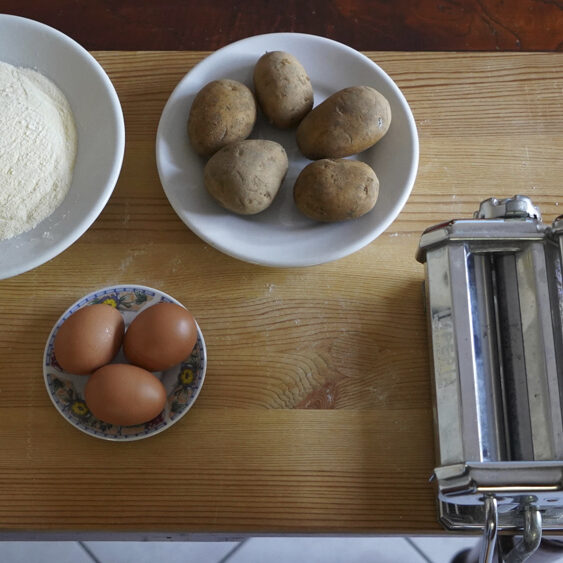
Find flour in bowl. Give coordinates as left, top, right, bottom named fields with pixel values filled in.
left=0, top=61, right=77, bottom=240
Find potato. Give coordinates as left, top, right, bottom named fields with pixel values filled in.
left=296, top=86, right=391, bottom=160
left=253, top=51, right=314, bottom=129
left=294, top=159, right=379, bottom=222
left=188, top=79, right=257, bottom=157
left=204, top=139, right=288, bottom=215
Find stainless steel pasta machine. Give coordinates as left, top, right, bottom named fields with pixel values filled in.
left=417, top=195, right=563, bottom=562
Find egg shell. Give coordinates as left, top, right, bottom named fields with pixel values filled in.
left=54, top=303, right=124, bottom=375
left=84, top=363, right=167, bottom=426
left=124, top=302, right=197, bottom=372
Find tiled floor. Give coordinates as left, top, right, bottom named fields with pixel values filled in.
left=0, top=536, right=481, bottom=563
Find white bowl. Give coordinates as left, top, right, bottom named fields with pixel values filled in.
left=0, top=14, right=125, bottom=279
left=157, top=33, right=419, bottom=267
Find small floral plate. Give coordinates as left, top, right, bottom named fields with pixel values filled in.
left=43, top=285, right=207, bottom=441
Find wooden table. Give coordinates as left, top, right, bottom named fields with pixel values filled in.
left=0, top=50, right=562, bottom=539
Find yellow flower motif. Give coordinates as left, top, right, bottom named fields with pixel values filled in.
left=179, top=368, right=194, bottom=385
left=102, top=298, right=118, bottom=308
left=71, top=401, right=89, bottom=416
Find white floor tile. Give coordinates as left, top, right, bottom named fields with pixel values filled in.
left=84, top=541, right=239, bottom=563
left=0, top=542, right=92, bottom=563
left=227, top=537, right=427, bottom=563
left=409, top=536, right=479, bottom=563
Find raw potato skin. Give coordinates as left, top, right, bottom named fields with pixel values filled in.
left=253, top=51, right=314, bottom=129
left=296, top=86, right=391, bottom=160
left=204, top=139, right=289, bottom=215
left=294, top=159, right=379, bottom=222
left=188, top=79, right=257, bottom=157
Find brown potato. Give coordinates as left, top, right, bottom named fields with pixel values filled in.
left=294, top=159, right=379, bottom=222
left=204, top=140, right=288, bottom=215
left=296, top=86, right=391, bottom=160
left=188, top=79, right=257, bottom=157
left=253, top=51, right=314, bottom=129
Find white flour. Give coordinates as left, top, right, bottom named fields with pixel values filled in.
left=0, top=61, right=77, bottom=240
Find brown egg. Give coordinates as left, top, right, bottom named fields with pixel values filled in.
left=124, top=302, right=197, bottom=372
left=84, top=364, right=167, bottom=426
left=54, top=304, right=124, bottom=375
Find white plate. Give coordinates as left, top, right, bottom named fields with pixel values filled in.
left=156, top=32, right=419, bottom=267
left=0, top=15, right=124, bottom=279
left=43, top=285, right=207, bottom=441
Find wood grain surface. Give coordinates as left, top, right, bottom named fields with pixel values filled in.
left=2, top=0, right=563, bottom=51
left=0, top=51, right=562, bottom=537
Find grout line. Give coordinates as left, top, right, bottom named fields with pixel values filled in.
left=405, top=537, right=434, bottom=563
left=218, top=539, right=250, bottom=563
left=78, top=541, right=103, bottom=563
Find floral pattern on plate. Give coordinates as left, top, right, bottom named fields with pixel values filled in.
left=43, top=285, right=207, bottom=441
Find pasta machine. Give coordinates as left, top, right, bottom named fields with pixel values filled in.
left=416, top=195, right=563, bottom=562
